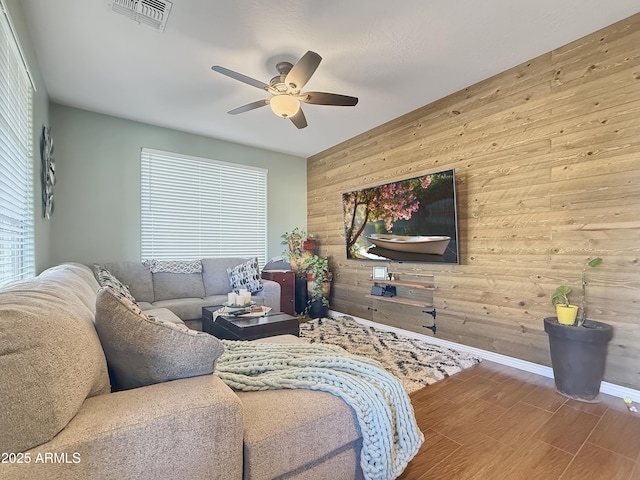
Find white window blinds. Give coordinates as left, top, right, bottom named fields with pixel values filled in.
left=141, top=148, right=268, bottom=266
left=0, top=1, right=34, bottom=288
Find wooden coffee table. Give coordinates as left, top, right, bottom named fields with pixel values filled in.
left=201, top=306, right=299, bottom=340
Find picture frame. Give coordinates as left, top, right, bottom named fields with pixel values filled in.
left=40, top=125, right=55, bottom=219
left=372, top=266, right=388, bottom=280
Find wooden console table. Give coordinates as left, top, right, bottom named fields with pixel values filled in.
left=262, top=270, right=296, bottom=316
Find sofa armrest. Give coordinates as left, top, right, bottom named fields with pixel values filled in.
left=8, top=375, right=242, bottom=480
left=259, top=279, right=281, bottom=311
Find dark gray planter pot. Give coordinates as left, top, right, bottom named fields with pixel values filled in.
left=544, top=317, right=613, bottom=402
left=294, top=276, right=308, bottom=314
left=308, top=298, right=329, bottom=319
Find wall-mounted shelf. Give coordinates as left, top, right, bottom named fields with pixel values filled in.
left=365, top=294, right=432, bottom=308
left=372, top=279, right=435, bottom=290
left=360, top=273, right=438, bottom=335
left=367, top=275, right=435, bottom=308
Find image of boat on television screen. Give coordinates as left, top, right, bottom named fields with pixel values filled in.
left=366, top=234, right=451, bottom=255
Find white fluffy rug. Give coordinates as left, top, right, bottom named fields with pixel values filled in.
left=299, top=315, right=481, bottom=393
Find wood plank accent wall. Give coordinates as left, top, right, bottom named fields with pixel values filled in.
left=307, top=13, right=640, bottom=390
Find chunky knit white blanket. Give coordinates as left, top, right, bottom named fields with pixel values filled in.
left=216, top=340, right=424, bottom=480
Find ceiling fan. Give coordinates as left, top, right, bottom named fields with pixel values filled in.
left=211, top=51, right=358, bottom=129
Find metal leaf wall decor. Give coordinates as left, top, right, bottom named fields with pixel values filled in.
left=40, top=126, right=55, bottom=219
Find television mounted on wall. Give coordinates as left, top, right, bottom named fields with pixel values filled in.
left=342, top=168, right=459, bottom=264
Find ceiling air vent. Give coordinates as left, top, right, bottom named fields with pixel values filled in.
left=106, top=0, right=173, bottom=32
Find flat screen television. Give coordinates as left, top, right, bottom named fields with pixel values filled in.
left=342, top=168, right=459, bottom=264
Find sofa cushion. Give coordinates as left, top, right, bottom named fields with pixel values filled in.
left=137, top=301, right=153, bottom=310
left=103, top=261, right=155, bottom=303
left=94, top=264, right=137, bottom=303
left=149, top=259, right=202, bottom=274
left=238, top=389, right=361, bottom=480
left=143, top=307, right=185, bottom=324
left=150, top=297, right=212, bottom=321
left=95, top=288, right=223, bottom=390
left=227, top=257, right=263, bottom=294
left=61, top=262, right=103, bottom=311
left=202, top=257, right=249, bottom=296
left=152, top=272, right=206, bottom=302
left=237, top=334, right=361, bottom=479
left=0, top=263, right=110, bottom=453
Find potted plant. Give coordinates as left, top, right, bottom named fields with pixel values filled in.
left=281, top=227, right=305, bottom=261
left=551, top=257, right=602, bottom=325
left=302, top=254, right=333, bottom=318
left=281, top=227, right=311, bottom=276
left=544, top=257, right=613, bottom=402
left=302, top=234, right=317, bottom=253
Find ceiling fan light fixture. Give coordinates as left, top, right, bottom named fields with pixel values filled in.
left=211, top=50, right=358, bottom=129
left=270, top=95, right=300, bottom=118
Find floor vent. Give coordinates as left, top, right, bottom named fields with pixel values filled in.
left=106, top=0, right=173, bottom=32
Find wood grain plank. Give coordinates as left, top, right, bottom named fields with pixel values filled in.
left=403, top=361, right=636, bottom=480
left=559, top=442, right=636, bottom=480
left=308, top=13, right=640, bottom=390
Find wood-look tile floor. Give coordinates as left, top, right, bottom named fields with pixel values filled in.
left=399, top=360, right=640, bottom=480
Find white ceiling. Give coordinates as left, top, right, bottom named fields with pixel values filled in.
left=20, top=0, right=639, bottom=158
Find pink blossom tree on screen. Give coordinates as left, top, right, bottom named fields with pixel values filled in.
left=343, top=176, right=432, bottom=255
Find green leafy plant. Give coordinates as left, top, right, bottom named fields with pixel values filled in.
left=303, top=254, right=331, bottom=307
left=281, top=227, right=306, bottom=261
left=551, top=257, right=603, bottom=326
left=550, top=286, right=572, bottom=308
left=281, top=227, right=315, bottom=276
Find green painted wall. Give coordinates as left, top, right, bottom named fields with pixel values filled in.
left=5, top=0, right=52, bottom=273
left=48, top=104, right=307, bottom=267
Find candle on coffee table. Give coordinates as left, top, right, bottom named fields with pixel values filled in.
left=238, top=289, right=249, bottom=305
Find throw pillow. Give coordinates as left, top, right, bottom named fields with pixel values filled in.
left=148, top=259, right=203, bottom=274
left=94, top=288, right=224, bottom=391
left=227, top=258, right=263, bottom=294
left=93, top=264, right=137, bottom=303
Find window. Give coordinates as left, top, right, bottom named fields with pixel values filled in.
left=0, top=1, right=34, bottom=288
left=141, top=148, right=268, bottom=266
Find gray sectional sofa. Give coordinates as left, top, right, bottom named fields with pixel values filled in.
left=97, top=257, right=281, bottom=321
left=0, top=262, right=364, bottom=480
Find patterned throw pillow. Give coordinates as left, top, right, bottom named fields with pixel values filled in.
left=94, top=288, right=224, bottom=391
left=147, top=259, right=203, bottom=274
left=93, top=264, right=137, bottom=303
left=227, top=258, right=263, bottom=294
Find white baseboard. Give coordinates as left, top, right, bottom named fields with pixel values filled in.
left=328, top=310, right=640, bottom=403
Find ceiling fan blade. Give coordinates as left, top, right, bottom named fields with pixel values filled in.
left=285, top=51, right=322, bottom=91
left=301, top=92, right=359, bottom=106
left=211, top=65, right=269, bottom=90
left=228, top=99, right=269, bottom=115
left=289, top=108, right=308, bottom=129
